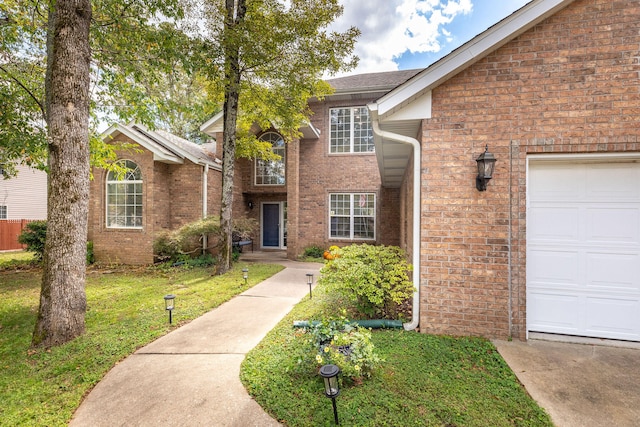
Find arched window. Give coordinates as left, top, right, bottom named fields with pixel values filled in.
left=255, top=132, right=286, bottom=185
left=106, top=160, right=143, bottom=228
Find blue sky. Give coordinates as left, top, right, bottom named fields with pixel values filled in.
left=332, top=0, right=531, bottom=75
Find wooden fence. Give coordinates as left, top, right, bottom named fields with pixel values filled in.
left=0, top=219, right=32, bottom=251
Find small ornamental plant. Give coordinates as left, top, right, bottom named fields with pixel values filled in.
left=323, top=245, right=341, bottom=260
left=308, top=316, right=381, bottom=382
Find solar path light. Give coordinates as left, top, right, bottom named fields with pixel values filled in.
left=319, top=364, right=340, bottom=425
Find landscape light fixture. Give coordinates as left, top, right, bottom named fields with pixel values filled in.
left=242, top=268, right=249, bottom=285
left=319, top=364, right=340, bottom=425
left=475, top=144, right=497, bottom=191
left=164, top=294, right=176, bottom=324
left=306, top=273, right=314, bottom=299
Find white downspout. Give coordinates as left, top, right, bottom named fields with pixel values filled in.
left=369, top=109, right=421, bottom=331
left=202, top=164, right=209, bottom=254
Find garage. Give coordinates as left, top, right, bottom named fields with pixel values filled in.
left=527, top=157, right=640, bottom=341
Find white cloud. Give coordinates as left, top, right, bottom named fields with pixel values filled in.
left=331, top=0, right=472, bottom=75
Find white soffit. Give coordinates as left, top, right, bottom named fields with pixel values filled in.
left=376, top=0, right=575, bottom=119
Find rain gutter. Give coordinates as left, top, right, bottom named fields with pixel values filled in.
left=369, top=108, right=421, bottom=331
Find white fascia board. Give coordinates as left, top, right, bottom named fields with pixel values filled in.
left=101, top=123, right=183, bottom=165
left=376, top=0, right=575, bottom=118
left=199, top=111, right=224, bottom=135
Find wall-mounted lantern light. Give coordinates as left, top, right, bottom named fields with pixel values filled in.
left=242, top=268, right=249, bottom=285
left=476, top=145, right=497, bottom=191
left=319, top=364, right=340, bottom=425
left=164, top=294, right=176, bottom=324
left=248, top=201, right=254, bottom=210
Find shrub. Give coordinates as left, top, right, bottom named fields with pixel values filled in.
left=302, top=245, right=324, bottom=259
left=307, top=316, right=381, bottom=382
left=153, top=216, right=258, bottom=264
left=17, top=220, right=47, bottom=261
left=319, top=244, right=414, bottom=319
left=153, top=216, right=221, bottom=262
left=86, top=241, right=95, bottom=265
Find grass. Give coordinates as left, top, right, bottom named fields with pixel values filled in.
left=0, top=251, right=283, bottom=426
left=241, top=287, right=554, bottom=427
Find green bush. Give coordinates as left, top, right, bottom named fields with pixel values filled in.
left=153, top=216, right=258, bottom=264
left=319, top=244, right=414, bottom=319
left=302, top=245, right=324, bottom=259
left=17, top=220, right=47, bottom=261
left=153, top=216, right=222, bottom=262
left=86, top=241, right=95, bottom=265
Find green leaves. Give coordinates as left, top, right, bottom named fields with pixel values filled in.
left=319, top=244, right=414, bottom=320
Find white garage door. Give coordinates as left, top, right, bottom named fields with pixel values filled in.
left=527, top=159, right=640, bottom=341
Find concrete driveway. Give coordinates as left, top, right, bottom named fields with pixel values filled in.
left=493, top=338, right=640, bottom=427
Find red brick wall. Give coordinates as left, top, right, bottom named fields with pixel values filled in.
left=88, top=136, right=223, bottom=265
left=88, top=139, right=157, bottom=265
left=296, top=98, right=401, bottom=253
left=418, top=0, right=640, bottom=339
left=228, top=106, right=401, bottom=257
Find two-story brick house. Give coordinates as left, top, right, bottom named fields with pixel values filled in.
left=90, top=0, right=640, bottom=342
left=199, top=69, right=422, bottom=257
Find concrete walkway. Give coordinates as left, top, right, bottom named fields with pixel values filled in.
left=70, top=253, right=321, bottom=427
left=494, top=337, right=640, bottom=427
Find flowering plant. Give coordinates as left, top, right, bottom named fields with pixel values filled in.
left=323, top=245, right=342, bottom=260
left=308, top=316, right=381, bottom=381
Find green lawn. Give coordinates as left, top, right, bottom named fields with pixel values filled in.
left=241, top=288, right=554, bottom=427
left=0, top=252, right=283, bottom=426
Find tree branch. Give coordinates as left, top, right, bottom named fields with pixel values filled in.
left=0, top=65, right=46, bottom=118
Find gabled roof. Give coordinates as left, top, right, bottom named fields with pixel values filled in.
left=375, top=0, right=575, bottom=121
left=199, top=112, right=321, bottom=140
left=325, top=68, right=423, bottom=96
left=371, top=0, right=576, bottom=188
left=101, top=123, right=222, bottom=170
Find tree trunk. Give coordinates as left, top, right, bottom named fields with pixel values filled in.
left=32, top=0, right=91, bottom=347
left=218, top=0, right=246, bottom=274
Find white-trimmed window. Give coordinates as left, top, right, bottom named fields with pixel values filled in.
left=329, top=193, right=375, bottom=240
left=329, top=107, right=373, bottom=153
left=0, top=205, right=6, bottom=219
left=255, top=132, right=286, bottom=185
left=106, top=160, right=142, bottom=228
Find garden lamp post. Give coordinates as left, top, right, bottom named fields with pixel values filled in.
left=306, top=273, right=314, bottom=299
left=243, top=268, right=249, bottom=285
left=164, top=294, right=176, bottom=324
left=319, top=364, right=340, bottom=425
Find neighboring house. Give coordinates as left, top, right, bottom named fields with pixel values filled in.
left=0, top=164, right=47, bottom=220
left=0, top=164, right=47, bottom=250
left=92, top=0, right=640, bottom=343
left=88, top=123, right=222, bottom=265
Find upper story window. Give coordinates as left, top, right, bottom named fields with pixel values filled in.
left=106, top=160, right=142, bottom=229
left=0, top=205, right=7, bottom=219
left=255, top=132, right=286, bottom=185
left=329, top=193, right=375, bottom=240
left=329, top=107, right=374, bottom=154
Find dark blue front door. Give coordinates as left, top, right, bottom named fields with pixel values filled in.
left=262, top=203, right=280, bottom=247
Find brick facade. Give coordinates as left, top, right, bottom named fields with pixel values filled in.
left=229, top=98, right=402, bottom=258
left=417, top=0, right=640, bottom=339
left=88, top=134, right=222, bottom=265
